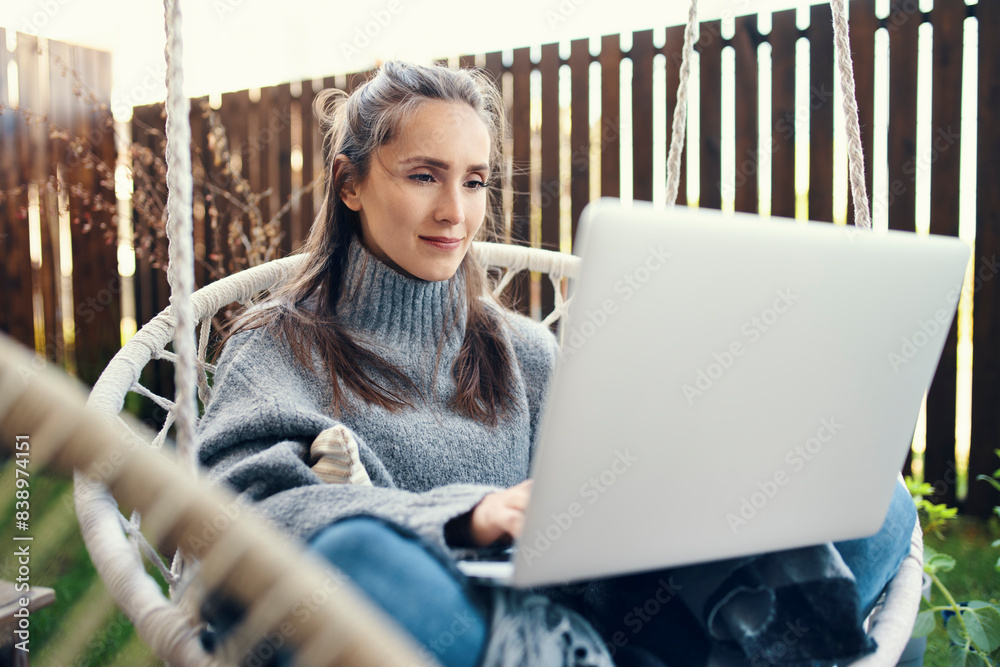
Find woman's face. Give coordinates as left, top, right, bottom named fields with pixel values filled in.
left=341, top=100, right=492, bottom=282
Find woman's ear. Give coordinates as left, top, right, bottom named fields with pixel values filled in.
left=335, top=154, right=363, bottom=212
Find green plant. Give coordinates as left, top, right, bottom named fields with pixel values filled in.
left=908, top=474, right=1000, bottom=665
left=907, top=477, right=959, bottom=539
left=975, top=449, right=1000, bottom=573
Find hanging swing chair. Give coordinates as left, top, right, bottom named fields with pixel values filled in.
left=16, top=0, right=928, bottom=663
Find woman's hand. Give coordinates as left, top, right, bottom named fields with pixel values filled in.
left=468, top=479, right=532, bottom=547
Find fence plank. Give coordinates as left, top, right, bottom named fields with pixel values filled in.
left=0, top=27, right=10, bottom=340
left=699, top=20, right=722, bottom=210
left=189, top=96, right=208, bottom=290
left=733, top=15, right=759, bottom=214
left=924, top=0, right=966, bottom=504
left=275, top=83, right=293, bottom=256
left=770, top=10, right=797, bottom=219
left=17, top=34, right=57, bottom=361
left=481, top=52, right=507, bottom=246
left=483, top=52, right=504, bottom=89
left=35, top=42, right=59, bottom=364
left=130, top=104, right=157, bottom=338
left=256, top=85, right=276, bottom=250
left=509, top=47, right=532, bottom=312
left=540, top=43, right=560, bottom=317
left=848, top=0, right=877, bottom=227
left=809, top=4, right=834, bottom=222
left=48, top=38, right=74, bottom=368
left=2, top=36, right=33, bottom=348
left=569, top=38, right=590, bottom=245
left=600, top=34, right=620, bottom=198
left=218, top=89, right=250, bottom=279
left=886, top=0, right=919, bottom=233
left=130, top=102, right=172, bottom=410
left=886, top=0, right=920, bottom=475
left=967, top=0, right=1000, bottom=517
left=299, top=79, right=317, bottom=244
left=632, top=29, right=654, bottom=203
left=664, top=24, right=687, bottom=207
left=69, top=45, right=118, bottom=385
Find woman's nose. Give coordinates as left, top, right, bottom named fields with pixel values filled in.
left=434, top=184, right=465, bottom=225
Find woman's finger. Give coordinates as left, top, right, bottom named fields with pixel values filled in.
left=505, top=486, right=531, bottom=511
left=504, top=508, right=525, bottom=540
left=502, top=479, right=532, bottom=508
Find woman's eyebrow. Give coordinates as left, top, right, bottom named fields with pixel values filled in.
left=399, top=156, right=489, bottom=173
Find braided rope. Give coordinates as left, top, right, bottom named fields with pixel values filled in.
left=162, top=0, right=199, bottom=474
left=831, top=0, right=873, bottom=230
left=664, top=0, right=698, bottom=206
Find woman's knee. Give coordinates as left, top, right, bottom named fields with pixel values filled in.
left=308, top=516, right=407, bottom=560
left=306, top=516, right=488, bottom=667
left=834, top=480, right=917, bottom=617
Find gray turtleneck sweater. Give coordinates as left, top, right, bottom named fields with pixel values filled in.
left=196, top=242, right=559, bottom=554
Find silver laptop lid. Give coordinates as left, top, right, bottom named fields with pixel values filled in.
left=511, top=200, right=969, bottom=588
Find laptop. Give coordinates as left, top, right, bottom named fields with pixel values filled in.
left=458, top=199, right=970, bottom=588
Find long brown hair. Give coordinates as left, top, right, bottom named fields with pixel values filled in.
left=216, top=61, right=516, bottom=426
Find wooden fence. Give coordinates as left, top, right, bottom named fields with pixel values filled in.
left=0, top=30, right=118, bottom=386
left=3, top=0, right=999, bottom=515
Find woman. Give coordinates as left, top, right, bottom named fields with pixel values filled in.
left=197, top=61, right=916, bottom=667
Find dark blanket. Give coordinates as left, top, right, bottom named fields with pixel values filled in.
left=559, top=542, right=875, bottom=667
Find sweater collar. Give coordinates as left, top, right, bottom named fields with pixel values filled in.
left=336, top=239, right=468, bottom=349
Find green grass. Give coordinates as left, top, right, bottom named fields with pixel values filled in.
left=922, top=515, right=1000, bottom=665
left=0, top=461, right=162, bottom=666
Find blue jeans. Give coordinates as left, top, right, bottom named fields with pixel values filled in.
left=304, top=518, right=488, bottom=667
left=297, top=482, right=915, bottom=666
left=835, top=479, right=918, bottom=621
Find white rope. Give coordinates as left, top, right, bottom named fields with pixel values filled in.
left=196, top=317, right=213, bottom=406
left=162, top=0, right=199, bottom=474
left=129, top=381, right=176, bottom=414
left=664, top=0, right=698, bottom=207
left=119, top=512, right=179, bottom=586
left=830, top=0, right=873, bottom=230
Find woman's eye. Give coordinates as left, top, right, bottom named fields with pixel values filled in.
left=466, top=179, right=487, bottom=190
left=409, top=173, right=435, bottom=183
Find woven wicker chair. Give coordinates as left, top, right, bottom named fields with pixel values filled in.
left=67, top=241, right=925, bottom=666
left=0, top=334, right=432, bottom=666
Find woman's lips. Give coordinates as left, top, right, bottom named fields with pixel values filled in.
left=420, top=236, right=462, bottom=251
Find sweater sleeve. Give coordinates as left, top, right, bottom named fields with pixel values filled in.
left=196, top=328, right=501, bottom=555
